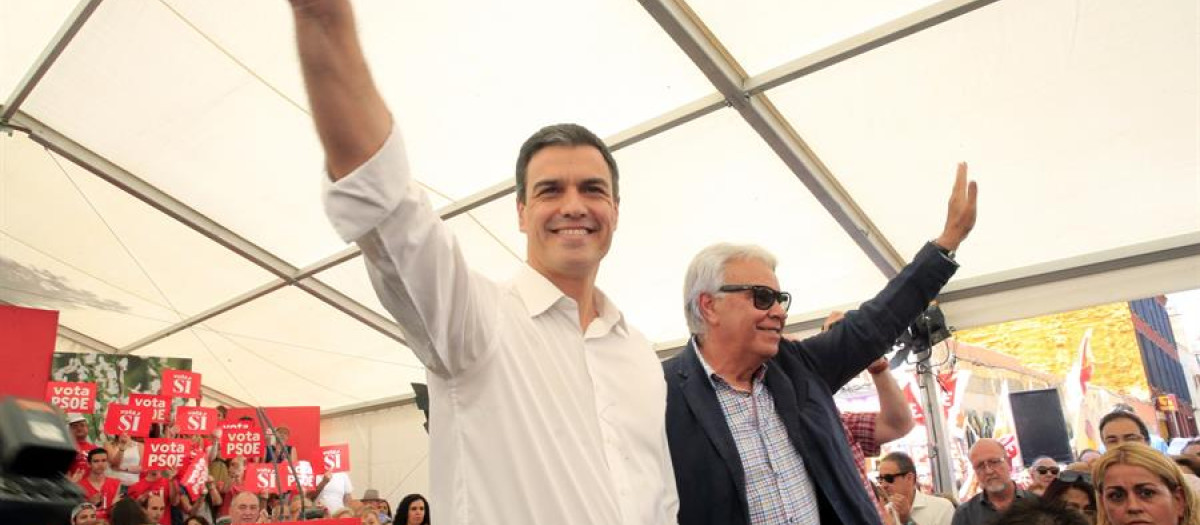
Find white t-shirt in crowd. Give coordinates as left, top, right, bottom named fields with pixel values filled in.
left=317, top=471, right=354, bottom=513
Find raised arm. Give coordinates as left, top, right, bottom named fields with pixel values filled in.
left=867, top=358, right=914, bottom=443
left=289, top=0, right=392, bottom=179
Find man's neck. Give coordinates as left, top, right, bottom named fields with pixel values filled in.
left=87, top=471, right=106, bottom=486
left=537, top=266, right=601, bottom=330
left=984, top=482, right=1017, bottom=509
left=697, top=336, right=766, bottom=392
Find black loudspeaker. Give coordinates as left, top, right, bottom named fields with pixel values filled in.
left=1009, top=388, right=1074, bottom=466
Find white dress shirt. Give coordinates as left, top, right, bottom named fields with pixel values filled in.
left=911, top=490, right=955, bottom=525
left=323, top=127, right=679, bottom=525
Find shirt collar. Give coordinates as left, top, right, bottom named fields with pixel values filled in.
left=691, top=336, right=766, bottom=388
left=513, top=264, right=627, bottom=336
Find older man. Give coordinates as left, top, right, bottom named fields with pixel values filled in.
left=952, top=438, right=1037, bottom=525
left=664, top=167, right=976, bottom=525
left=878, top=451, right=954, bottom=525
left=228, top=491, right=263, bottom=524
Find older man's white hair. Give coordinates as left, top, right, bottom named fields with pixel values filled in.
left=683, top=243, right=778, bottom=335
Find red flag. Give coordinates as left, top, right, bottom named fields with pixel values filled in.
left=179, top=456, right=210, bottom=501
left=903, top=382, right=925, bottom=425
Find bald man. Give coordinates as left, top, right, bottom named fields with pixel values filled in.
left=951, top=439, right=1037, bottom=525
left=228, top=491, right=263, bottom=524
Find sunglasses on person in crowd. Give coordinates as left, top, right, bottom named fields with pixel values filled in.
left=718, top=285, right=792, bottom=312
left=1036, top=466, right=1060, bottom=475
left=877, top=471, right=911, bottom=484
left=1057, top=470, right=1092, bottom=484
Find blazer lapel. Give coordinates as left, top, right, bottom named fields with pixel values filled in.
left=676, top=342, right=747, bottom=496
left=763, top=360, right=807, bottom=449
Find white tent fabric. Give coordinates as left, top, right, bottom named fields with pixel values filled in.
left=2, top=0, right=1197, bottom=412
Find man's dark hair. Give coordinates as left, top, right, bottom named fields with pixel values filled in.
left=87, top=447, right=108, bottom=462
left=881, top=451, right=916, bottom=474
left=514, top=124, right=619, bottom=204
left=1042, top=476, right=1096, bottom=512
left=993, top=499, right=1089, bottom=525
left=1099, top=410, right=1150, bottom=441
left=111, top=497, right=150, bottom=525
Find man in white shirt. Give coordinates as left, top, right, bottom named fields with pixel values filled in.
left=879, top=452, right=954, bottom=525
left=287, top=2, right=678, bottom=524
left=315, top=471, right=353, bottom=514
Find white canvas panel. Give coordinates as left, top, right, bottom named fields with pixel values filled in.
left=0, top=133, right=271, bottom=347
left=687, top=0, right=940, bottom=76
left=769, top=0, right=1200, bottom=280
left=0, top=0, right=77, bottom=98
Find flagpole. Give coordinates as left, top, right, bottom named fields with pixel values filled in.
left=916, top=343, right=956, bottom=494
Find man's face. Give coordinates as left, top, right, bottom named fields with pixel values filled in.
left=705, top=258, right=786, bottom=360
left=1102, top=418, right=1146, bottom=448
left=517, top=145, right=618, bottom=282
left=1030, top=457, right=1059, bottom=487
left=145, top=495, right=165, bottom=521
left=232, top=494, right=260, bottom=523
left=969, top=441, right=1012, bottom=494
left=88, top=453, right=108, bottom=476
left=1183, top=443, right=1200, bottom=457
left=877, top=460, right=915, bottom=498
left=70, top=421, right=88, bottom=440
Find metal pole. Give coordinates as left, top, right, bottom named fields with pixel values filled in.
left=915, top=352, right=956, bottom=494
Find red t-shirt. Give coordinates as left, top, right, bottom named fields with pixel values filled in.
left=79, top=476, right=120, bottom=519
left=68, top=439, right=97, bottom=478
left=127, top=477, right=171, bottom=525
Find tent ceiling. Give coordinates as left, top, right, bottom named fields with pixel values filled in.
left=1, top=0, right=1196, bottom=411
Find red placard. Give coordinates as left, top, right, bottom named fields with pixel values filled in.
left=162, top=369, right=202, bottom=399
left=179, top=456, right=209, bottom=501
left=143, top=438, right=190, bottom=471
left=44, top=382, right=97, bottom=413
left=244, top=462, right=293, bottom=493
left=225, top=407, right=321, bottom=473
left=320, top=444, right=350, bottom=473
left=220, top=421, right=264, bottom=458
left=0, top=305, right=57, bottom=400
left=128, top=393, right=170, bottom=423
left=176, top=407, right=217, bottom=435
left=274, top=520, right=357, bottom=525
left=103, top=404, right=152, bottom=437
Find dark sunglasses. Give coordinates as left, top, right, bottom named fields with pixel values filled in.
left=1036, top=466, right=1060, bottom=475
left=878, top=471, right=911, bottom=483
left=1058, top=470, right=1092, bottom=484
left=718, top=285, right=791, bottom=312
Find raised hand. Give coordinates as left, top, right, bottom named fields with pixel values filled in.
left=933, top=162, right=978, bottom=251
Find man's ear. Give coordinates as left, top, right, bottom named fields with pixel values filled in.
left=517, top=197, right=527, bottom=233
left=699, top=293, right=720, bottom=326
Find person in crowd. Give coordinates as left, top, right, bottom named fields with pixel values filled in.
left=1028, top=457, right=1061, bottom=495
left=665, top=166, right=976, bottom=525
left=184, top=517, right=213, bottom=525
left=264, top=426, right=296, bottom=465
left=1078, top=449, right=1103, bottom=464
left=953, top=438, right=1038, bottom=525
left=110, top=498, right=151, bottom=525
left=316, top=470, right=354, bottom=514
left=66, top=413, right=97, bottom=480
left=286, top=1, right=678, bottom=523
left=143, top=493, right=167, bottom=525
left=360, top=489, right=391, bottom=523
left=127, top=469, right=175, bottom=525
left=214, top=456, right=245, bottom=519
left=814, top=312, right=916, bottom=524
left=991, top=498, right=1089, bottom=525
left=1041, top=470, right=1097, bottom=525
left=77, top=447, right=121, bottom=520
left=1174, top=455, right=1200, bottom=477
left=1093, top=443, right=1200, bottom=525
left=1099, top=411, right=1151, bottom=448
left=396, top=494, right=430, bottom=525
left=879, top=451, right=955, bottom=525
left=1183, top=440, right=1200, bottom=457
left=357, top=507, right=383, bottom=525
left=104, top=432, right=143, bottom=487
left=72, top=502, right=99, bottom=525
left=226, top=491, right=264, bottom=524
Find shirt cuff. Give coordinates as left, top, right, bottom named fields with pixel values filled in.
left=322, top=125, right=414, bottom=242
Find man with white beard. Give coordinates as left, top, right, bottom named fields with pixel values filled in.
left=952, top=439, right=1037, bottom=525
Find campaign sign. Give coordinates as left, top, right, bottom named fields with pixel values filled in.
left=162, top=369, right=202, bottom=399
left=244, top=462, right=294, bottom=494
left=143, top=438, right=190, bottom=471
left=176, top=406, right=217, bottom=435
left=103, top=404, right=152, bottom=437
left=320, top=444, right=350, bottom=473
left=220, top=421, right=264, bottom=458
left=179, top=456, right=209, bottom=501
left=45, top=382, right=96, bottom=413
left=128, top=393, right=170, bottom=423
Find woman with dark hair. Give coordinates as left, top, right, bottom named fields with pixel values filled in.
left=396, top=493, right=430, bottom=525
left=110, top=497, right=151, bottom=525
left=183, top=517, right=212, bottom=525
left=1042, top=469, right=1097, bottom=525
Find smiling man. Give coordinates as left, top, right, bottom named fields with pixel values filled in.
left=288, top=1, right=676, bottom=524
left=664, top=167, right=976, bottom=525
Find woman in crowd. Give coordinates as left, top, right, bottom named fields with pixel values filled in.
left=71, top=502, right=98, bottom=525
left=183, top=517, right=212, bottom=525
left=356, top=507, right=383, bottom=525
left=1042, top=469, right=1097, bottom=525
left=1093, top=443, right=1200, bottom=525
left=396, top=493, right=430, bottom=525
left=1027, top=456, right=1061, bottom=496
left=104, top=432, right=143, bottom=487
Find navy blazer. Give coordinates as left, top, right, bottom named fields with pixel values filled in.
left=664, top=243, right=958, bottom=525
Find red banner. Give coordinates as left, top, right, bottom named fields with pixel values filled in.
left=176, top=407, right=217, bottom=435
left=128, top=393, right=170, bottom=423
left=162, top=369, right=202, bottom=399
left=143, top=438, right=190, bottom=471
left=903, top=383, right=926, bottom=425
left=220, top=421, right=264, bottom=458
left=0, top=305, right=57, bottom=400
left=103, top=404, right=152, bottom=437
left=179, top=456, right=210, bottom=501
left=320, top=444, right=350, bottom=473
left=45, top=382, right=97, bottom=413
